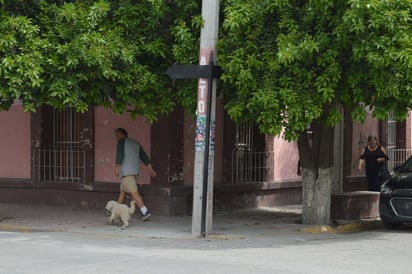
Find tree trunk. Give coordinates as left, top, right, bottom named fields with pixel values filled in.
left=298, top=120, right=335, bottom=225
left=301, top=167, right=333, bottom=224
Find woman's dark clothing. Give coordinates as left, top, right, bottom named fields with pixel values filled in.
left=360, top=146, right=388, bottom=191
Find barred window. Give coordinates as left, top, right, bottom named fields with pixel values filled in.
left=33, top=107, right=85, bottom=183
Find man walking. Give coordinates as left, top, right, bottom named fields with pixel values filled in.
left=114, top=128, right=156, bottom=221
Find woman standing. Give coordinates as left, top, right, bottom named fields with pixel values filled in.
left=358, top=136, right=389, bottom=191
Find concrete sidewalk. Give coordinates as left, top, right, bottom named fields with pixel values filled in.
left=0, top=203, right=383, bottom=239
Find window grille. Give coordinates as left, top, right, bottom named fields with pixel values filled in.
left=387, top=111, right=397, bottom=172
left=387, top=148, right=412, bottom=173
left=33, top=148, right=85, bottom=183
left=33, top=107, right=85, bottom=183
left=387, top=111, right=396, bottom=149
left=231, top=149, right=274, bottom=183
left=231, top=122, right=273, bottom=183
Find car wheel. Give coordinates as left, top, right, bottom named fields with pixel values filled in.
left=382, top=221, right=402, bottom=230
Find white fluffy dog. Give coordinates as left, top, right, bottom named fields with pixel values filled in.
left=105, top=200, right=136, bottom=229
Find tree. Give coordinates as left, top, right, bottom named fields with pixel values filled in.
left=0, top=0, right=201, bottom=121
left=3, top=0, right=412, bottom=225
left=216, top=0, right=412, bottom=224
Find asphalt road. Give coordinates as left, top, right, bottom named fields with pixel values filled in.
left=0, top=227, right=411, bottom=274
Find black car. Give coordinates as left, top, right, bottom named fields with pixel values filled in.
left=380, top=156, right=412, bottom=229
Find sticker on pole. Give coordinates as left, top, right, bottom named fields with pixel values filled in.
left=195, top=115, right=206, bottom=151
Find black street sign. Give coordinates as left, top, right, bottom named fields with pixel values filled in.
left=166, top=63, right=222, bottom=80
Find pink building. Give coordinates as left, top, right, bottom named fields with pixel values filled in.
left=0, top=101, right=410, bottom=215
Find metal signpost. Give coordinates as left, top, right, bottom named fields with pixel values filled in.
left=167, top=0, right=220, bottom=238
left=166, top=55, right=221, bottom=238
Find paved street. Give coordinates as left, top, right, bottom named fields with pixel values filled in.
left=0, top=203, right=411, bottom=274
left=1, top=228, right=411, bottom=274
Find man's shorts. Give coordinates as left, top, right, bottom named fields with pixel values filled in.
left=120, top=175, right=138, bottom=193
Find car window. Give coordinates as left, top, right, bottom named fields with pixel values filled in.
left=400, top=157, right=412, bottom=172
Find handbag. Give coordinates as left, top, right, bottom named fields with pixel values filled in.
left=378, top=165, right=390, bottom=182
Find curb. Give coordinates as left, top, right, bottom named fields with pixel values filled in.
left=0, top=223, right=48, bottom=233
left=302, top=219, right=384, bottom=234
left=208, top=234, right=247, bottom=240
left=0, top=219, right=384, bottom=236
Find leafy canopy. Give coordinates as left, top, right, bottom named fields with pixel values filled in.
left=2, top=0, right=412, bottom=133
left=0, top=0, right=201, bottom=121
left=219, top=0, right=412, bottom=140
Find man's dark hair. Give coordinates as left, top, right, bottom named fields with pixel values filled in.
left=114, top=128, right=128, bottom=136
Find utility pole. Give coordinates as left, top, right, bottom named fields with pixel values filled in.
left=192, top=0, right=220, bottom=237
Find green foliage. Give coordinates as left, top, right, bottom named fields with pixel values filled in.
left=219, top=0, right=412, bottom=140
left=0, top=0, right=201, bottom=121
left=0, top=15, right=45, bottom=112
left=2, top=0, right=411, bottom=134
left=170, top=1, right=202, bottom=114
